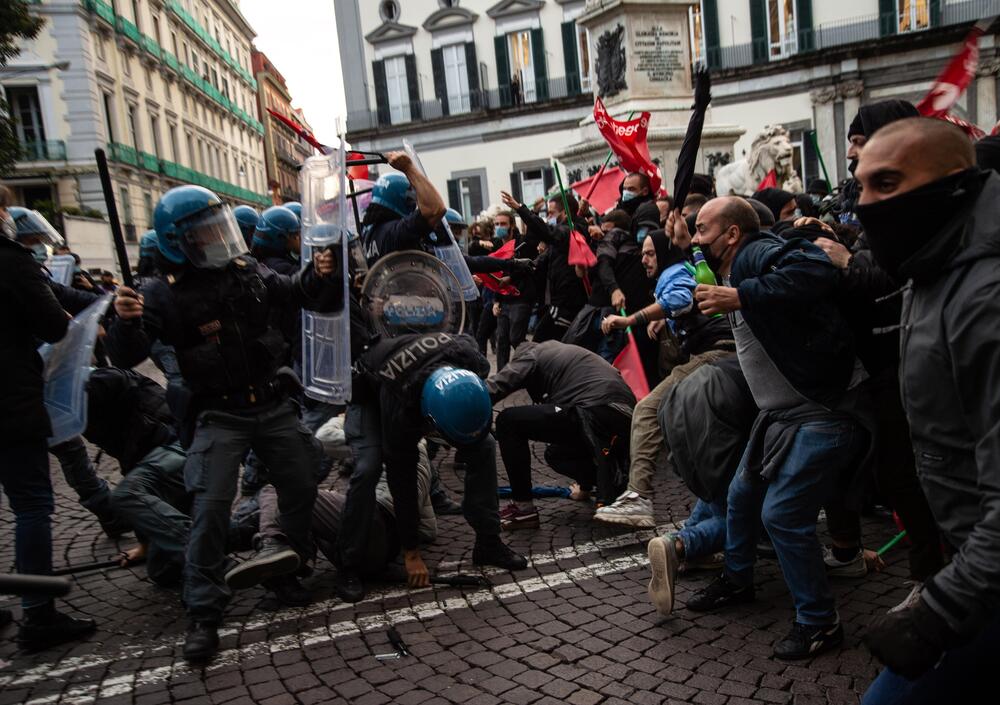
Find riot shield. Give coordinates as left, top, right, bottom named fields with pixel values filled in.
left=300, top=141, right=352, bottom=404
left=401, top=139, right=478, bottom=302
left=362, top=250, right=465, bottom=338
left=46, top=255, right=77, bottom=286
left=39, top=294, right=113, bottom=446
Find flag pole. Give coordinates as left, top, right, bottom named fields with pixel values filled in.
left=584, top=111, right=636, bottom=203
left=553, top=160, right=593, bottom=295
left=809, top=130, right=832, bottom=192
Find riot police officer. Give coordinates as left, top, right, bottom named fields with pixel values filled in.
left=281, top=201, right=302, bottom=223
left=232, top=204, right=260, bottom=249
left=107, top=185, right=340, bottom=664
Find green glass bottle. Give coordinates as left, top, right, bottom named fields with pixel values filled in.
left=691, top=246, right=718, bottom=286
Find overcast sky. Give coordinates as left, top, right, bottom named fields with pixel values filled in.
left=240, top=0, right=347, bottom=144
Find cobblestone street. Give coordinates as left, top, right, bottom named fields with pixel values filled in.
left=0, top=388, right=904, bottom=705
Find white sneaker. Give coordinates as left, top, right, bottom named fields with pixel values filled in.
left=822, top=546, right=868, bottom=578
left=593, top=491, right=655, bottom=528
left=647, top=536, right=679, bottom=616
left=888, top=582, right=923, bottom=614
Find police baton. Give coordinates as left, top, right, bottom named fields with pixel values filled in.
left=0, top=573, right=72, bottom=597
left=94, top=148, right=134, bottom=289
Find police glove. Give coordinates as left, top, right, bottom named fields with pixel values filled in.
left=863, top=597, right=953, bottom=680
left=506, top=258, right=535, bottom=276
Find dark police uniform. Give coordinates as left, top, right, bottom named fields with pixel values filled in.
left=107, top=254, right=335, bottom=624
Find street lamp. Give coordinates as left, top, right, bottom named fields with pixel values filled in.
left=0, top=60, right=71, bottom=78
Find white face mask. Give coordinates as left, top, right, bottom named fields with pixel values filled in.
left=0, top=213, right=15, bottom=241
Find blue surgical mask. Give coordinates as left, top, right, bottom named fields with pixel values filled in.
left=621, top=190, right=638, bottom=203
left=636, top=227, right=650, bottom=244
left=30, top=242, right=49, bottom=264
left=546, top=216, right=558, bottom=227
left=495, top=226, right=509, bottom=239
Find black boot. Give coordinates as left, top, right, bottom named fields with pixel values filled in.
left=263, top=574, right=312, bottom=607
left=183, top=621, right=220, bottom=664
left=17, top=604, right=96, bottom=652
left=473, top=535, right=527, bottom=570
left=224, top=537, right=299, bottom=590
left=333, top=568, right=364, bottom=603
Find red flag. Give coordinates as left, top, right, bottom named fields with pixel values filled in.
left=755, top=169, right=778, bottom=191
left=613, top=330, right=649, bottom=401
left=479, top=238, right=520, bottom=297
left=940, top=113, right=986, bottom=140
left=571, top=166, right=627, bottom=215
left=568, top=229, right=597, bottom=269
left=266, top=108, right=330, bottom=154
left=916, top=20, right=988, bottom=118
left=593, top=98, right=661, bottom=194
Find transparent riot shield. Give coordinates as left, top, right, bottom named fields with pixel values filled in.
left=39, top=294, right=113, bottom=446
left=362, top=250, right=465, bottom=338
left=46, top=255, right=76, bottom=286
left=401, top=139, right=478, bottom=302
left=299, top=141, right=352, bottom=404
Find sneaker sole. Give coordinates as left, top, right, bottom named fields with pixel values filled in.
left=501, top=517, right=540, bottom=531
left=647, top=538, right=676, bottom=616
left=773, top=629, right=843, bottom=660
left=826, top=563, right=868, bottom=579
left=224, top=549, right=300, bottom=590
left=593, top=512, right=656, bottom=529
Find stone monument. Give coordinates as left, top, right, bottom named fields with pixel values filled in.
left=554, top=0, right=744, bottom=193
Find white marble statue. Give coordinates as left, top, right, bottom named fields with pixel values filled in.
left=714, top=124, right=803, bottom=196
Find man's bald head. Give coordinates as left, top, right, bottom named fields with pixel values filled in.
left=856, top=117, right=975, bottom=205
left=692, top=196, right=760, bottom=276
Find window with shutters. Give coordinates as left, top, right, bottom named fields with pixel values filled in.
left=6, top=87, right=46, bottom=146
left=384, top=55, right=412, bottom=124
left=127, top=104, right=140, bottom=150
left=898, top=0, right=930, bottom=32
left=508, top=31, right=536, bottom=104
left=689, top=4, right=706, bottom=65
left=766, top=0, right=796, bottom=58
left=577, top=24, right=591, bottom=92
left=443, top=44, right=471, bottom=115
left=520, top=169, right=545, bottom=206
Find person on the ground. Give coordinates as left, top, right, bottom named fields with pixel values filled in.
left=107, top=185, right=340, bottom=664
left=853, top=117, right=1000, bottom=704
left=595, top=214, right=734, bottom=529
left=0, top=183, right=97, bottom=651
left=680, top=197, right=868, bottom=661
left=488, top=340, right=635, bottom=525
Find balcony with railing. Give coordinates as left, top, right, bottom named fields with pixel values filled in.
left=347, top=75, right=590, bottom=133
left=712, top=0, right=1000, bottom=71
left=19, top=140, right=67, bottom=162
left=114, top=16, right=141, bottom=46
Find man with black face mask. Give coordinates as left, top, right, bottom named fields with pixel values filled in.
left=855, top=117, right=1000, bottom=704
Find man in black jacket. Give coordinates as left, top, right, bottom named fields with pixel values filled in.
left=855, top=117, right=1000, bottom=704
left=0, top=185, right=96, bottom=650
left=489, top=340, right=635, bottom=526
left=683, top=197, right=868, bottom=661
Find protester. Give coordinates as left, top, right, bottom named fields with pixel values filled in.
left=855, top=117, right=1000, bottom=704
left=489, top=340, right=635, bottom=524
left=489, top=208, right=537, bottom=370
left=0, top=183, right=97, bottom=650
left=680, top=197, right=868, bottom=661
left=751, top=187, right=796, bottom=224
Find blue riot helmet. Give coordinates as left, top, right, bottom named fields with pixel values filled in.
left=252, top=205, right=300, bottom=253
left=232, top=205, right=260, bottom=247
left=420, top=366, right=492, bottom=447
left=7, top=206, right=65, bottom=262
left=139, top=230, right=159, bottom=259
left=282, top=201, right=302, bottom=222
left=154, top=185, right=247, bottom=268
left=371, top=173, right=415, bottom=217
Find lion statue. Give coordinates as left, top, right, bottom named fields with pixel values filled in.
left=714, top=125, right=803, bottom=196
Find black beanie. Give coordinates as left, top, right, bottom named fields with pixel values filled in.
left=648, top=229, right=684, bottom=278
left=751, top=188, right=795, bottom=222
left=848, top=99, right=920, bottom=139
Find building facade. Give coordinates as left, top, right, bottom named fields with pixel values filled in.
left=1, top=0, right=269, bottom=260
left=253, top=49, right=315, bottom=205
left=338, top=0, right=999, bottom=216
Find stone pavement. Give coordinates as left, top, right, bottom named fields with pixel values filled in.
left=0, top=389, right=906, bottom=705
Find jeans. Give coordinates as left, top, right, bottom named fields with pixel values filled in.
left=724, top=419, right=864, bottom=626
left=337, top=400, right=384, bottom=571
left=183, top=400, right=318, bottom=622
left=50, top=436, right=113, bottom=520
left=496, top=301, right=532, bottom=371
left=627, top=349, right=734, bottom=497
left=677, top=498, right=727, bottom=560
left=0, top=440, right=55, bottom=609
left=862, top=615, right=1000, bottom=705
left=111, top=443, right=191, bottom=586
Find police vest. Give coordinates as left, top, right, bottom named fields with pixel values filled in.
left=168, top=256, right=288, bottom=401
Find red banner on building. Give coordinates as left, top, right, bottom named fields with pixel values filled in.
left=593, top=98, right=662, bottom=194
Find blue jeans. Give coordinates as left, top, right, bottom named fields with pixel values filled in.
left=862, top=615, right=1000, bottom=705
left=591, top=313, right=625, bottom=364
left=724, top=419, right=863, bottom=625
left=50, top=436, right=113, bottom=520
left=677, top=498, right=727, bottom=559
left=0, top=441, right=55, bottom=609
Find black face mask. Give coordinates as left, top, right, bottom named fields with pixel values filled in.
left=855, top=168, right=983, bottom=282
left=701, top=239, right=727, bottom=275
left=848, top=158, right=858, bottom=175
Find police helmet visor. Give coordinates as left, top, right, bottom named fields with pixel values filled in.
left=13, top=209, right=65, bottom=248
left=177, top=204, right=248, bottom=268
